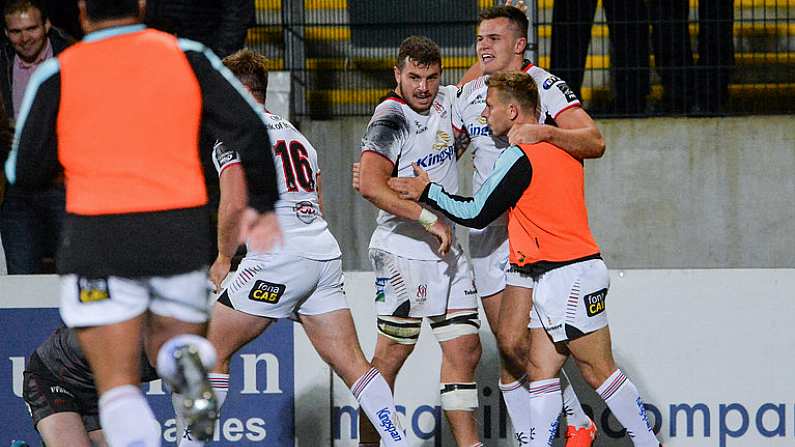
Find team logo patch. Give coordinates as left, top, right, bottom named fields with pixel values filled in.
left=556, top=82, right=578, bottom=102
left=583, top=288, right=608, bottom=317
left=294, top=201, right=318, bottom=224
left=248, top=280, right=286, bottom=304
left=542, top=75, right=560, bottom=90
left=432, top=130, right=451, bottom=151
left=77, top=277, right=110, bottom=303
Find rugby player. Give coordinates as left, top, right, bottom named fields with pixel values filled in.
left=389, top=71, right=663, bottom=447
left=175, top=49, right=407, bottom=447
left=453, top=5, right=605, bottom=445
left=5, top=1, right=282, bottom=444
left=357, top=36, right=483, bottom=447
left=22, top=326, right=158, bottom=447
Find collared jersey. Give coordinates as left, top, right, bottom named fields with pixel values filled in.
left=452, top=61, right=581, bottom=225
left=360, top=86, right=459, bottom=260
left=213, top=112, right=341, bottom=260
left=419, top=141, right=600, bottom=275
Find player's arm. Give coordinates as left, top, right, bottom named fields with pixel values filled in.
left=508, top=75, right=604, bottom=159
left=453, top=127, right=471, bottom=159
left=182, top=40, right=279, bottom=215
left=390, top=146, right=530, bottom=229
left=4, top=58, right=60, bottom=189
left=208, top=141, right=247, bottom=289
left=514, top=107, right=605, bottom=159
left=358, top=112, right=451, bottom=254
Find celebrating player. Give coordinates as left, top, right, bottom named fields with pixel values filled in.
left=390, top=70, right=663, bottom=447
left=453, top=5, right=605, bottom=445
left=174, top=49, right=407, bottom=447
left=357, top=36, right=483, bottom=446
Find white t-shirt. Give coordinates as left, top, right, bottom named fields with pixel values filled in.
left=212, top=111, right=341, bottom=261
left=360, top=86, right=460, bottom=261
left=452, top=62, right=581, bottom=225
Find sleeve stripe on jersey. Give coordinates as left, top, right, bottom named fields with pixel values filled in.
left=361, top=149, right=395, bottom=166
left=5, top=57, right=60, bottom=184
left=553, top=102, right=581, bottom=121
left=178, top=38, right=268, bottom=128
left=427, top=145, right=525, bottom=219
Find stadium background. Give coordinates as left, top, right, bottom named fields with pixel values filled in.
left=2, top=0, right=794, bottom=445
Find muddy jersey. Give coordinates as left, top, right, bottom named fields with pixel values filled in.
left=452, top=62, right=581, bottom=225
left=360, top=86, right=460, bottom=261
left=34, top=325, right=158, bottom=392
left=213, top=111, right=341, bottom=261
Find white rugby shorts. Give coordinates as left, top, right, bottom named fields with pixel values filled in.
left=368, top=245, right=478, bottom=318
left=60, top=269, right=211, bottom=327
left=468, top=225, right=509, bottom=298
left=218, top=255, right=348, bottom=319
left=507, top=259, right=609, bottom=342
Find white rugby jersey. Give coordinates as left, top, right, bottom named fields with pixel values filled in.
left=360, top=86, right=460, bottom=260
left=452, top=62, right=581, bottom=225
left=212, top=111, right=341, bottom=260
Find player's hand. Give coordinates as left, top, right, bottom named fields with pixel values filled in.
left=504, top=0, right=528, bottom=13
left=387, top=163, right=430, bottom=201
left=352, top=162, right=361, bottom=191
left=209, top=254, right=232, bottom=293
left=427, top=220, right=452, bottom=256
left=507, top=123, right=550, bottom=145
left=239, top=209, right=282, bottom=252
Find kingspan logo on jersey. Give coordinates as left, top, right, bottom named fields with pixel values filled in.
left=467, top=116, right=491, bottom=137
left=377, top=408, right=403, bottom=442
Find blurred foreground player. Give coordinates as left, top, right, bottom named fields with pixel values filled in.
left=22, top=326, right=159, bottom=447
left=174, top=49, right=407, bottom=447
left=390, top=71, right=663, bottom=447
left=5, top=0, right=281, bottom=445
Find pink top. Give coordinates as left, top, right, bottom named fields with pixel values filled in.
left=12, top=38, right=53, bottom=120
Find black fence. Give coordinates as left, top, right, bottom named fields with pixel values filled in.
left=247, top=0, right=795, bottom=118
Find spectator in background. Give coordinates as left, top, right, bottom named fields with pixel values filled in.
left=551, top=0, right=650, bottom=114
left=649, top=0, right=734, bottom=113
left=0, top=0, right=71, bottom=274
left=145, top=0, right=255, bottom=58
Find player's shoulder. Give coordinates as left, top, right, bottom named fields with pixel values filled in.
left=459, top=76, right=487, bottom=98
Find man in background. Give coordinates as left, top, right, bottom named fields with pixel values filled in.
left=0, top=0, right=71, bottom=274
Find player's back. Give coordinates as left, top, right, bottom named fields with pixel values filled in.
left=254, top=112, right=341, bottom=261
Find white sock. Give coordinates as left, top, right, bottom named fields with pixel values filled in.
left=596, top=369, right=659, bottom=447
left=499, top=374, right=531, bottom=443
left=561, top=369, right=590, bottom=428
left=176, top=373, right=230, bottom=446
left=156, top=334, right=217, bottom=386
left=99, top=385, right=161, bottom=447
left=351, top=368, right=406, bottom=446
left=528, top=378, right=562, bottom=447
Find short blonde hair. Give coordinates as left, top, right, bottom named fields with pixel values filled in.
left=486, top=71, right=539, bottom=114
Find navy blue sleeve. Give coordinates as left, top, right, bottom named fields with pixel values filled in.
left=421, top=146, right=532, bottom=229
left=4, top=58, right=61, bottom=189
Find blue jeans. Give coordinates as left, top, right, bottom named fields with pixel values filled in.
left=0, top=185, right=65, bottom=274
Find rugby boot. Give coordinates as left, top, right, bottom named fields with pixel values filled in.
left=565, top=417, right=597, bottom=447
left=172, top=344, right=218, bottom=441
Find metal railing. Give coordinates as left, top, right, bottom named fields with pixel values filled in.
left=247, top=0, right=795, bottom=118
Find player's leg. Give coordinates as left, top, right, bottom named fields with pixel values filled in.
left=302, top=306, right=407, bottom=446
left=567, top=328, right=660, bottom=447
left=432, top=251, right=483, bottom=447
left=144, top=270, right=219, bottom=442
left=35, top=413, right=94, bottom=447
left=87, top=429, right=109, bottom=447
left=525, top=327, right=569, bottom=447
left=23, top=357, right=97, bottom=447
left=60, top=274, right=160, bottom=447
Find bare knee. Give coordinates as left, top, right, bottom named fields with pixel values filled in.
left=497, top=330, right=526, bottom=367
